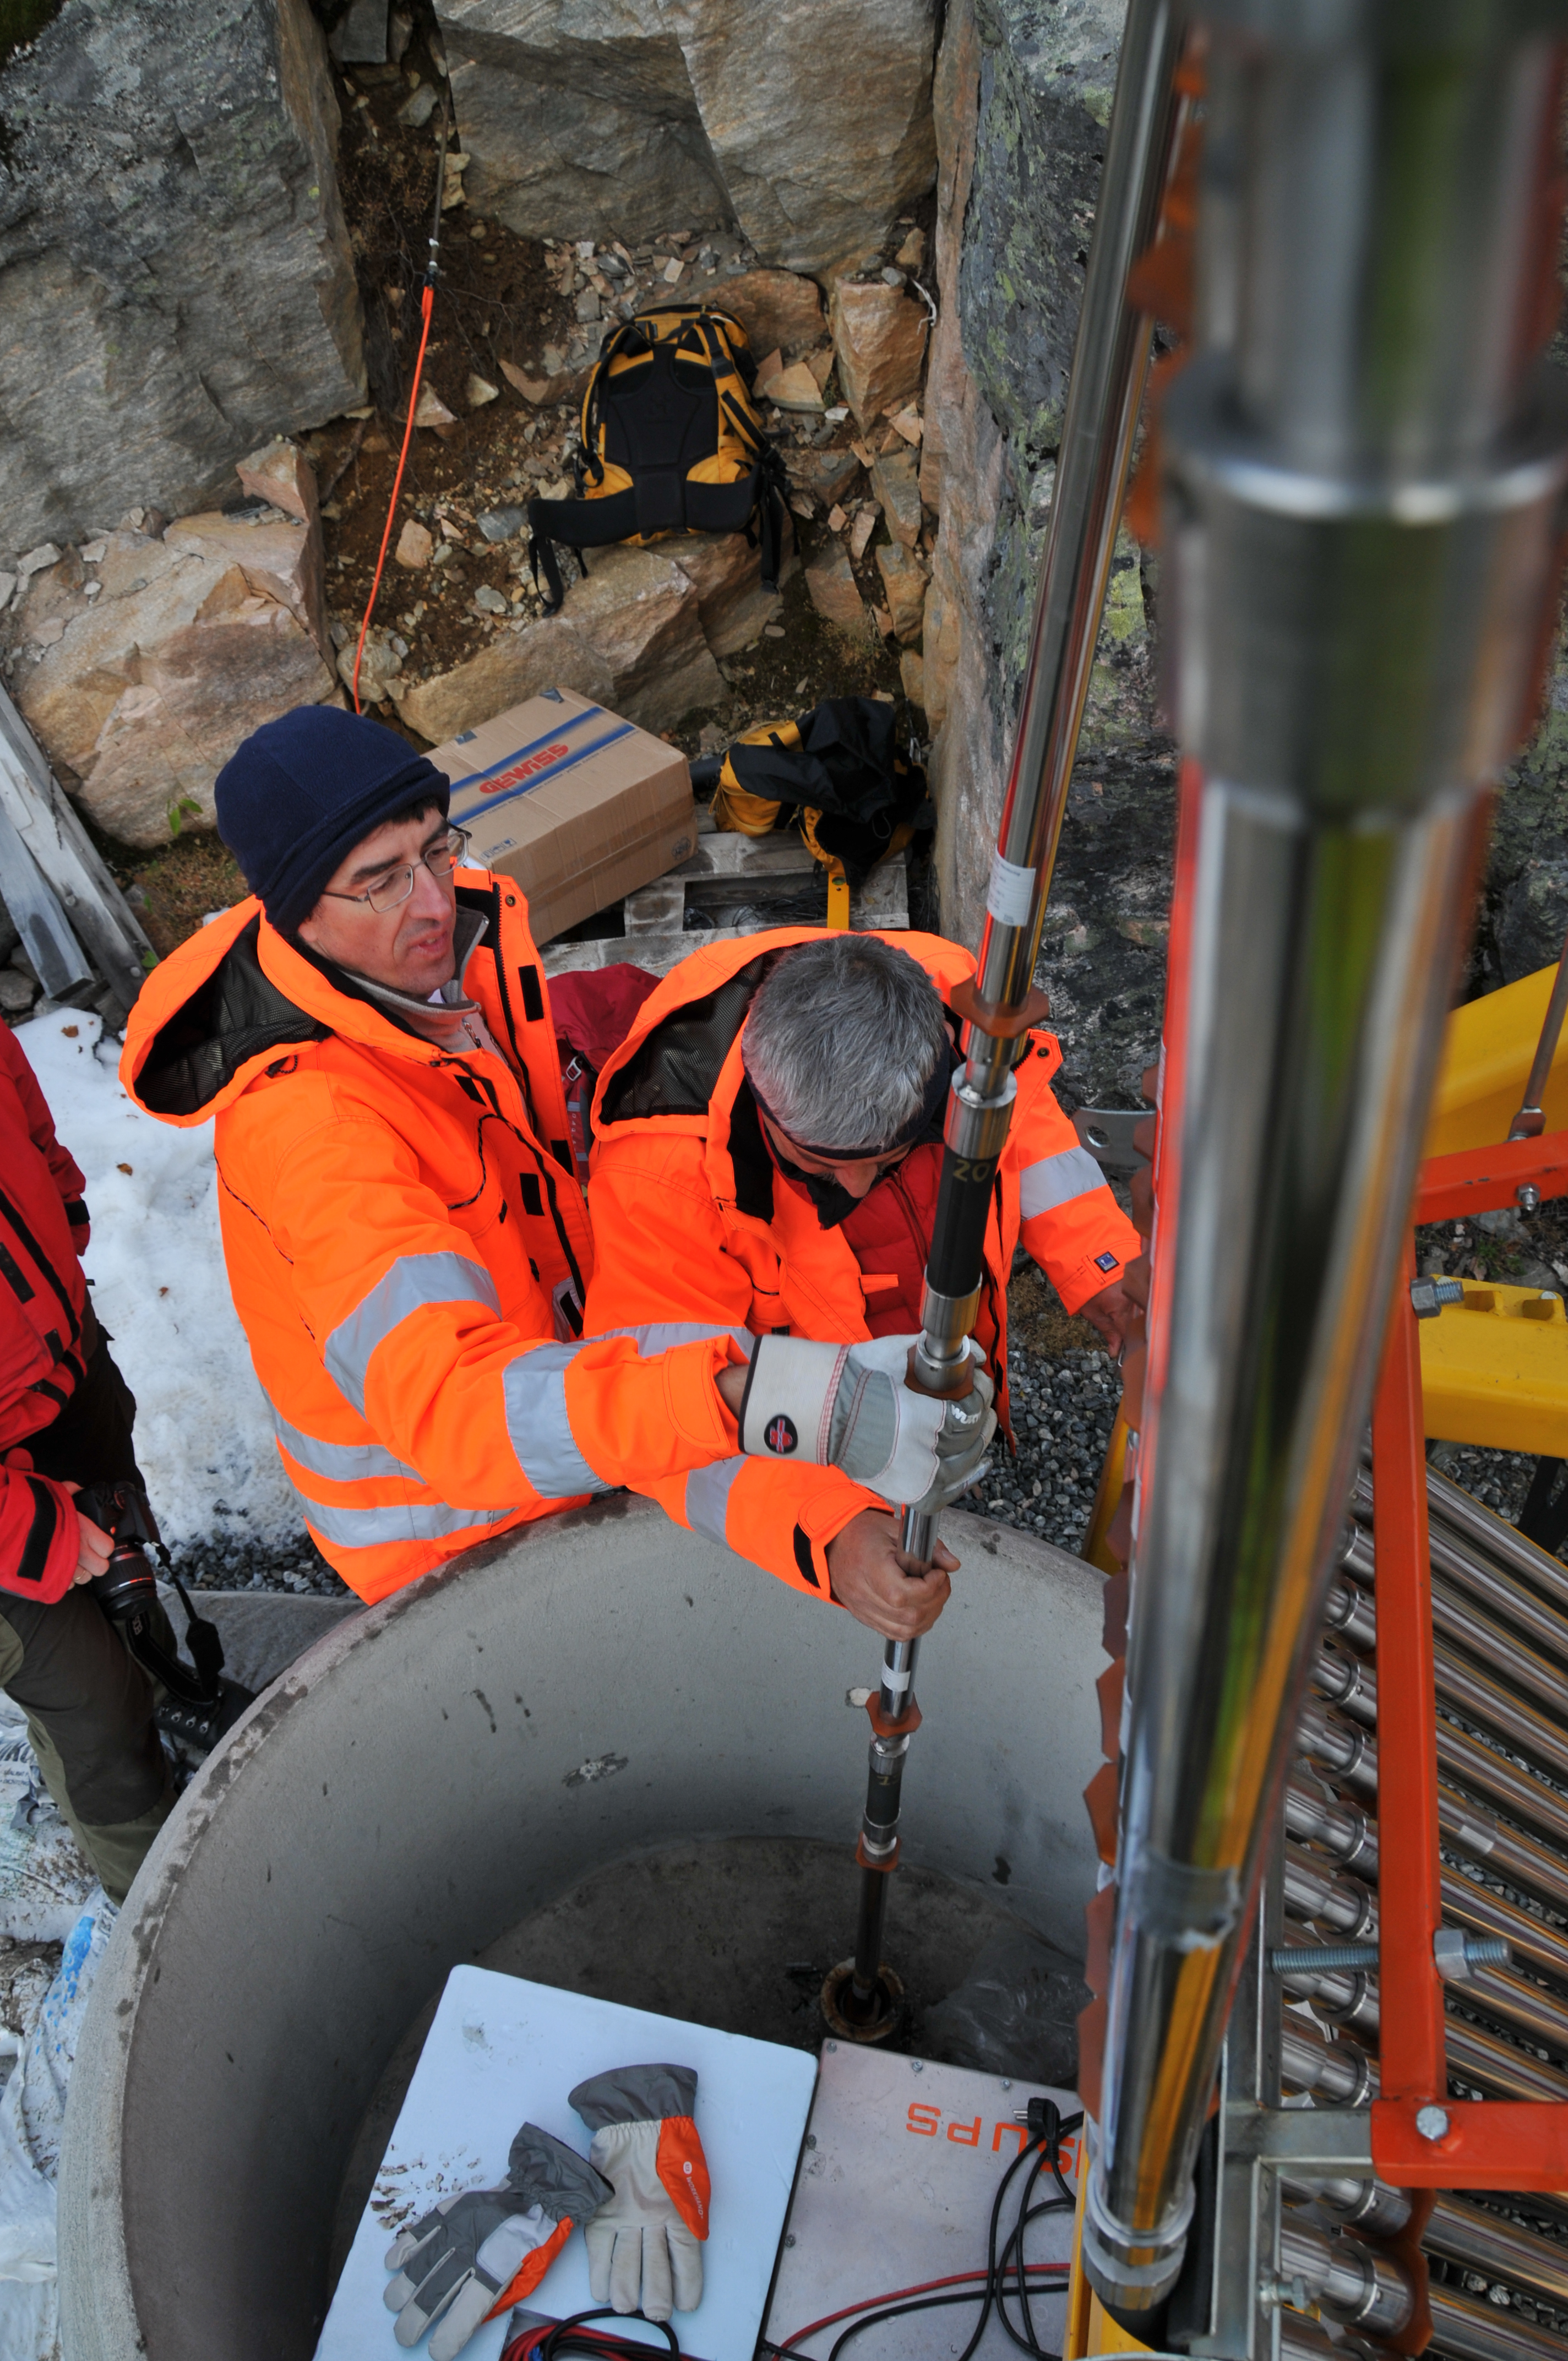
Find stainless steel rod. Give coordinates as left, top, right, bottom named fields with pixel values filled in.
left=1278, top=2216, right=1414, bottom=2337
left=1507, top=918, right=1568, bottom=1140
left=1347, top=1492, right=1568, bottom=1682
left=843, top=0, right=1186, bottom=2033
left=1287, top=2177, right=1568, bottom=2314
left=1424, top=1464, right=1568, bottom=1625
left=1082, top=0, right=1568, bottom=2316
left=1430, top=2285, right=1568, bottom=2361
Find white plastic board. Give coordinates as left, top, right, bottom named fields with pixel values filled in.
left=316, top=1966, right=817, bottom=2361
left=763, top=2043, right=1081, bottom=2360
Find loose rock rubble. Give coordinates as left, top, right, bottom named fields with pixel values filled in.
left=954, top=1345, right=1122, bottom=1557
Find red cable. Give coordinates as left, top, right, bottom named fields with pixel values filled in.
left=777, top=2260, right=1070, bottom=2351
left=351, top=278, right=435, bottom=715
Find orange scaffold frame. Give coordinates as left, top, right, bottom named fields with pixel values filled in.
left=1371, top=1128, right=1568, bottom=2190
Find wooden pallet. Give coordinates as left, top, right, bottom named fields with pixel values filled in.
left=541, top=816, right=909, bottom=980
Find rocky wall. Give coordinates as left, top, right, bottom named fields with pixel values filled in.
left=0, top=0, right=366, bottom=557
left=923, top=0, right=1175, bottom=1106
left=437, top=0, right=940, bottom=275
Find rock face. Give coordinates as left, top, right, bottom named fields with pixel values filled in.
left=394, top=619, right=613, bottom=743
left=804, top=541, right=869, bottom=634
left=435, top=0, right=939, bottom=274
left=665, top=521, right=797, bottom=659
left=560, top=543, right=727, bottom=731
left=830, top=280, right=929, bottom=428
left=10, top=501, right=336, bottom=850
left=1485, top=651, right=1568, bottom=988
left=924, top=0, right=1147, bottom=954
left=440, top=0, right=729, bottom=249
left=708, top=268, right=824, bottom=360
left=0, top=0, right=364, bottom=557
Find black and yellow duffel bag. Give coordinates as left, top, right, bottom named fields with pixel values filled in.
left=527, top=304, right=788, bottom=612
left=692, top=698, right=929, bottom=931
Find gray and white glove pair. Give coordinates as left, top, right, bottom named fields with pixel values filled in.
left=741, top=1331, right=996, bottom=1513
left=383, top=2123, right=608, bottom=2358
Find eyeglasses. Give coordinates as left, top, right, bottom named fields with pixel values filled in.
left=320, top=826, right=471, bottom=915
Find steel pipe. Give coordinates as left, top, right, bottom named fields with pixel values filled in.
left=1287, top=2179, right=1568, bottom=2317
left=847, top=0, right=1187, bottom=2029
left=1430, top=2283, right=1568, bottom=2361
left=1333, top=1553, right=1568, bottom=1729
left=1284, top=1776, right=1379, bottom=1877
left=1278, top=2214, right=1415, bottom=2336
left=1312, top=1626, right=1568, bottom=1793
left=1425, top=1465, right=1568, bottom=1624
left=1084, top=1, right=1568, bottom=2313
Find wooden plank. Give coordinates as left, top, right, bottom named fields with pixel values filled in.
left=542, top=931, right=752, bottom=980
left=0, top=800, right=96, bottom=1006
left=0, top=682, right=154, bottom=1015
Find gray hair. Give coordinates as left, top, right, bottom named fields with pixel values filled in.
left=742, top=935, right=948, bottom=1153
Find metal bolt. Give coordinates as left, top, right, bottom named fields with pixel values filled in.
left=825, top=2041, right=837, bottom=2053
left=804, top=2133, right=816, bottom=2149
left=1269, top=1941, right=1380, bottom=1974
left=1259, top=2274, right=1313, bottom=2312
left=1434, top=1927, right=1510, bottom=1983
left=784, top=2233, right=796, bottom=2248
left=1517, top=1184, right=1542, bottom=1215
left=1416, top=2104, right=1450, bottom=2142
left=1001, top=2077, right=1012, bottom=2090
left=1410, top=1276, right=1464, bottom=1319
left=910, top=2058, right=923, bottom=2073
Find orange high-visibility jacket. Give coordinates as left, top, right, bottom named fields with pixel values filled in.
left=122, top=874, right=748, bottom=1602
left=584, top=928, right=1141, bottom=1600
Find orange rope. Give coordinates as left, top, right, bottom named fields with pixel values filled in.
left=351, top=279, right=435, bottom=715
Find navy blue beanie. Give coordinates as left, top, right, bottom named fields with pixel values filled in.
left=214, top=705, right=450, bottom=936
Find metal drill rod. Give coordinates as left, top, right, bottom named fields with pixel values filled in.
left=1430, top=2286, right=1568, bottom=2361
left=1508, top=919, right=1568, bottom=1139
left=1087, top=6, right=1568, bottom=2311
left=1350, top=1478, right=1568, bottom=1669
left=839, top=0, right=1187, bottom=2030
left=1425, top=1462, right=1568, bottom=1621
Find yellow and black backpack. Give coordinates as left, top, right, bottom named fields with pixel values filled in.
left=527, top=304, right=788, bottom=612
left=692, top=698, right=929, bottom=931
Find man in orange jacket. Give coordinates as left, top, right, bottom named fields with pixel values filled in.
left=122, top=710, right=991, bottom=1608
left=582, top=928, right=1141, bottom=1634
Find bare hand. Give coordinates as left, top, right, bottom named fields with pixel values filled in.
left=825, top=1508, right=957, bottom=1640
left=1080, top=1280, right=1136, bottom=1353
left=62, top=1482, right=113, bottom=1587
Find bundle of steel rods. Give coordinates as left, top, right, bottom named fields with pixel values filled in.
left=1278, top=1469, right=1568, bottom=2358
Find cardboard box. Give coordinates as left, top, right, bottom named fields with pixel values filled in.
left=426, top=686, right=697, bottom=945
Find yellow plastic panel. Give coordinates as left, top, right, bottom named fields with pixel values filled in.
left=1420, top=1282, right=1568, bottom=1454
left=1425, top=963, right=1568, bottom=1158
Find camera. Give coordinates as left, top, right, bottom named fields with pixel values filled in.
left=73, top=1479, right=164, bottom=1623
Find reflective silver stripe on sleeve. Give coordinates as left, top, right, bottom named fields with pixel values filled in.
left=271, top=1409, right=420, bottom=1487
left=299, top=1493, right=516, bottom=1551
left=325, top=1252, right=502, bottom=1415
left=1019, top=1145, right=1110, bottom=1221
left=504, top=1343, right=603, bottom=1498
left=592, top=1320, right=756, bottom=1359
left=685, top=1457, right=746, bottom=1548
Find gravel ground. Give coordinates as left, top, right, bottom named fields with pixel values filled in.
left=951, top=1342, right=1123, bottom=1555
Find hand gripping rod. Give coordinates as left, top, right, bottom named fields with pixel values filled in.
left=829, top=0, right=1188, bottom=2038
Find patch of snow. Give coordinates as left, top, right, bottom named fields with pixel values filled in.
left=13, top=1010, right=298, bottom=1551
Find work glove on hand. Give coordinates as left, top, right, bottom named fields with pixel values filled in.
left=383, top=2124, right=609, bottom=2358
left=569, top=2062, right=710, bottom=2322
left=741, top=1333, right=997, bottom=1513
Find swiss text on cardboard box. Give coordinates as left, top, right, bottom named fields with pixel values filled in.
left=427, top=688, right=696, bottom=945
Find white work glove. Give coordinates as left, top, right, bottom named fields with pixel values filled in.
left=383, top=2124, right=608, bottom=2357
left=740, top=1332, right=996, bottom=1513
left=570, top=2062, right=710, bottom=2321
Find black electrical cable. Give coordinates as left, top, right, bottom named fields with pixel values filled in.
left=763, top=2102, right=1084, bottom=2361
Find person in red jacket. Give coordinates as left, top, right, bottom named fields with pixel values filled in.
left=0, top=1023, right=173, bottom=1904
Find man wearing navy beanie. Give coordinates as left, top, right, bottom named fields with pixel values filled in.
left=116, top=705, right=930, bottom=1607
